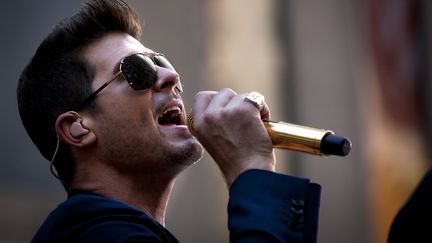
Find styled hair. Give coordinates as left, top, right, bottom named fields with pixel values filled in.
left=17, top=0, right=142, bottom=186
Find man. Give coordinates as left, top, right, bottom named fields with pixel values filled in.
left=17, top=0, right=321, bottom=242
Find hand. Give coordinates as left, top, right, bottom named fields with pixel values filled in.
left=191, top=88, right=276, bottom=187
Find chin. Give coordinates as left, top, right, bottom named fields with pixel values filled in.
left=176, top=140, right=204, bottom=166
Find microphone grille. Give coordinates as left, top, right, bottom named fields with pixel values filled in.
left=186, top=110, right=194, bottom=131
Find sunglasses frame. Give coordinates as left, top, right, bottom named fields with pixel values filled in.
left=76, top=52, right=182, bottom=110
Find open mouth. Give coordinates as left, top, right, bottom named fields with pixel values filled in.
left=158, top=106, right=183, bottom=126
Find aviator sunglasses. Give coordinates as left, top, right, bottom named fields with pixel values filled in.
left=77, top=52, right=183, bottom=110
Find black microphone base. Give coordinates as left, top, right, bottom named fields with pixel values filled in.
left=321, top=134, right=352, bottom=156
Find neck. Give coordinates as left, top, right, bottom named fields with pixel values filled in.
left=72, top=161, right=178, bottom=226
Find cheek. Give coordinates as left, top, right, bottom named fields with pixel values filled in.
left=95, top=94, right=156, bottom=141
left=95, top=91, right=159, bottom=151
left=96, top=113, right=161, bottom=165
left=109, top=110, right=156, bottom=138
left=101, top=89, right=154, bottom=125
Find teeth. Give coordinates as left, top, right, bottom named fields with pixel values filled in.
left=160, top=106, right=181, bottom=117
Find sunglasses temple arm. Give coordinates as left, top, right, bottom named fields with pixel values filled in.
left=76, top=72, right=122, bottom=110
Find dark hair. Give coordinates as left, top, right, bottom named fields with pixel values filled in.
left=17, top=0, right=142, bottom=186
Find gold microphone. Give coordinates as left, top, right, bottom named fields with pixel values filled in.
left=187, top=111, right=352, bottom=157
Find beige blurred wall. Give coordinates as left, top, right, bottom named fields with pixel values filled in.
left=273, top=1, right=370, bottom=242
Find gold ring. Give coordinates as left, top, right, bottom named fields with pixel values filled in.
left=244, top=91, right=265, bottom=111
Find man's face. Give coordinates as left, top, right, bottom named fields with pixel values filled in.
left=81, top=32, right=203, bottom=175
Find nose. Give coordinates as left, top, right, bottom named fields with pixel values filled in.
left=153, top=66, right=181, bottom=93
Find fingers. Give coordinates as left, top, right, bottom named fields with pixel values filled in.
left=192, top=88, right=238, bottom=127
left=192, top=90, right=217, bottom=116
left=260, top=102, right=271, bottom=121
left=193, top=89, right=270, bottom=122
left=228, top=91, right=271, bottom=121
left=206, top=88, right=237, bottom=111
left=191, top=89, right=275, bottom=187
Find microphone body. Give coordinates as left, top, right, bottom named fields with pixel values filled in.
left=263, top=120, right=351, bottom=156
left=187, top=113, right=351, bottom=157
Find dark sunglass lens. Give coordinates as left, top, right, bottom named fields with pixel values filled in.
left=154, top=55, right=175, bottom=71
left=154, top=55, right=183, bottom=93
left=121, top=54, right=156, bottom=90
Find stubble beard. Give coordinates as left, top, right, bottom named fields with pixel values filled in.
left=99, top=129, right=205, bottom=177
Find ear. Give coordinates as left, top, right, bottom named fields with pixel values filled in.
left=55, top=111, right=96, bottom=147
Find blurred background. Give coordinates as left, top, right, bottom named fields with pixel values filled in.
left=1, top=0, right=431, bottom=242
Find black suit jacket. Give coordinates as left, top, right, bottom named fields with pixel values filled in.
left=32, top=169, right=321, bottom=242
left=228, top=169, right=321, bottom=243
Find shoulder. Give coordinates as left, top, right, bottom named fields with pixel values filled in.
left=32, top=190, right=177, bottom=243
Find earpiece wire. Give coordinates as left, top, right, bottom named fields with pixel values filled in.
left=49, top=135, right=71, bottom=191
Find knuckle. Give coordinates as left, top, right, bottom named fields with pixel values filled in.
left=220, top=88, right=236, bottom=95
left=201, top=111, right=217, bottom=125
left=237, top=104, right=253, bottom=116
left=195, top=90, right=216, bottom=100
left=194, top=91, right=207, bottom=100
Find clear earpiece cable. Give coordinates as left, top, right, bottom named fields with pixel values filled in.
left=49, top=135, right=71, bottom=191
